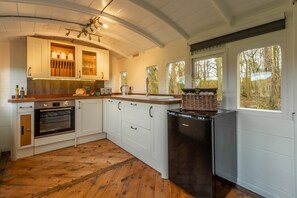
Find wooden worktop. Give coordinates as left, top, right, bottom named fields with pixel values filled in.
left=8, top=94, right=181, bottom=105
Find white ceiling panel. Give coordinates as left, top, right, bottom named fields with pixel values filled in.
left=0, top=0, right=289, bottom=58
left=0, top=2, right=18, bottom=15
left=18, top=3, right=36, bottom=16
left=3, top=21, right=20, bottom=32
left=74, top=0, right=93, bottom=8
left=0, top=23, right=6, bottom=32
left=20, top=22, right=35, bottom=32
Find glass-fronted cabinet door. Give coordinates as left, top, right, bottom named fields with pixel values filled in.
left=77, top=46, right=100, bottom=80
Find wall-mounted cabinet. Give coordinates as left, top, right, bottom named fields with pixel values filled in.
left=26, top=36, right=109, bottom=80
left=50, top=42, right=76, bottom=78
left=27, top=37, right=49, bottom=78
left=77, top=46, right=109, bottom=80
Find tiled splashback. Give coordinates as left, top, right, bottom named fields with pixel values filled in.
left=27, top=79, right=104, bottom=95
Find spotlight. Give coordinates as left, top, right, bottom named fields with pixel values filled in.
left=77, top=32, right=82, bottom=38
left=83, top=29, right=87, bottom=36
left=89, top=34, right=92, bottom=40
left=102, top=24, right=108, bottom=29
left=98, top=37, right=101, bottom=42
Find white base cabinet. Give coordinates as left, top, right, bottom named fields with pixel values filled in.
left=103, top=99, right=122, bottom=145
left=75, top=99, right=103, bottom=140
left=103, top=98, right=180, bottom=178
left=11, top=102, right=34, bottom=160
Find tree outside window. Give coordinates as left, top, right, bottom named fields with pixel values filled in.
left=146, top=66, right=159, bottom=94
left=192, top=56, right=223, bottom=100
left=239, top=45, right=281, bottom=110
left=167, top=61, right=185, bottom=94
left=120, top=71, right=127, bottom=86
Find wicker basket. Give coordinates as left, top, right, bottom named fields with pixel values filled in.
left=182, top=94, right=218, bottom=111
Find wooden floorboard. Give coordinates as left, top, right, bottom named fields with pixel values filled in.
left=0, top=139, right=262, bottom=198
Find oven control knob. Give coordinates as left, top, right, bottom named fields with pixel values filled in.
left=43, top=103, right=48, bottom=107
left=64, top=101, right=69, bottom=106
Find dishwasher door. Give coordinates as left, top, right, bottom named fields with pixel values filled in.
left=168, top=111, right=214, bottom=198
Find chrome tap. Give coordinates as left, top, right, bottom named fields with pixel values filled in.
left=146, top=77, right=149, bottom=97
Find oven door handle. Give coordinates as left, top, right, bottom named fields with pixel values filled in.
left=39, top=107, right=73, bottom=112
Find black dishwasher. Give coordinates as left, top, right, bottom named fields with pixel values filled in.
left=167, top=109, right=237, bottom=198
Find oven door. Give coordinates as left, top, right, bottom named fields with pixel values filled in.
left=35, top=107, right=75, bottom=138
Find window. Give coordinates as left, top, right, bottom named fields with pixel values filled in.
left=238, top=45, right=282, bottom=111
left=120, top=71, right=127, bottom=86
left=167, top=61, right=185, bottom=94
left=192, top=56, right=223, bottom=100
left=146, top=66, right=159, bottom=94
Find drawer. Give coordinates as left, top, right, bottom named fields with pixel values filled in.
left=122, top=121, right=151, bottom=157
left=17, top=102, right=34, bottom=113
left=121, top=101, right=152, bottom=129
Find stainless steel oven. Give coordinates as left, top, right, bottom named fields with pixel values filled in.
left=34, top=100, right=75, bottom=138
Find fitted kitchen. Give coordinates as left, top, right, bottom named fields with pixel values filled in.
left=1, top=0, right=297, bottom=198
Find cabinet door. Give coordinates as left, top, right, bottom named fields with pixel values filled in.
left=122, top=101, right=151, bottom=129
left=77, top=46, right=100, bottom=80
left=122, top=121, right=151, bottom=158
left=27, top=37, right=49, bottom=78
left=76, top=99, right=102, bottom=137
left=99, top=49, right=109, bottom=80
left=20, top=114, right=32, bottom=147
left=103, top=99, right=121, bottom=143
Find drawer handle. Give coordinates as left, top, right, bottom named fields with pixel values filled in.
left=19, top=106, right=33, bottom=109
left=149, top=106, right=153, bottom=118
left=130, top=126, right=137, bottom=130
left=130, top=103, right=137, bottom=106
left=118, top=102, right=121, bottom=110
left=108, top=100, right=113, bottom=102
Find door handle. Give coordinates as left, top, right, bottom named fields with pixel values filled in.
left=118, top=102, right=121, bottom=110
left=149, top=106, right=153, bottom=118
left=101, top=72, right=104, bottom=79
left=130, top=103, right=137, bottom=106
left=78, top=101, right=81, bottom=109
left=78, top=70, right=81, bottom=78
left=130, top=126, right=137, bottom=130
left=28, top=67, right=31, bottom=76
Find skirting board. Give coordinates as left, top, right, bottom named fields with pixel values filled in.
left=76, top=132, right=106, bottom=145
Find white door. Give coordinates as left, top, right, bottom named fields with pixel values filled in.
left=103, top=99, right=121, bottom=144
left=227, top=31, right=295, bottom=198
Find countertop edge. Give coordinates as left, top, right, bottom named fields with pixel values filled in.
left=8, top=95, right=181, bottom=105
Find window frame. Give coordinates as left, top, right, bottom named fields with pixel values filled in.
left=232, top=31, right=289, bottom=119
left=120, top=71, right=128, bottom=86
left=145, top=65, right=159, bottom=94
left=166, top=60, right=186, bottom=95
left=191, top=47, right=227, bottom=108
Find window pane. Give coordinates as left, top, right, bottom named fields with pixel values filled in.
left=167, top=61, right=185, bottom=94
left=239, top=45, right=281, bottom=110
left=120, top=71, right=127, bottom=86
left=146, top=66, right=159, bottom=94
left=192, top=56, right=223, bottom=100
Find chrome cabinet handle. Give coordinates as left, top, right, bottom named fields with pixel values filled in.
left=118, top=102, right=121, bottom=110
left=78, top=101, right=81, bottom=109
left=130, top=103, right=137, bottom=106
left=149, top=106, right=153, bottom=118
left=130, top=126, right=137, bottom=130
left=28, top=67, right=31, bottom=76
left=19, top=106, right=33, bottom=109
left=101, top=72, right=104, bottom=79
left=108, top=100, right=113, bottom=102
left=79, top=70, right=81, bottom=78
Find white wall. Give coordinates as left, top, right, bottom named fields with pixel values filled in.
left=107, top=39, right=190, bottom=94
left=0, top=39, right=27, bottom=152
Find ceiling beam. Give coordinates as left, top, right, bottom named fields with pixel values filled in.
left=128, top=0, right=189, bottom=40
left=2, top=0, right=165, bottom=47
left=210, top=0, right=233, bottom=26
